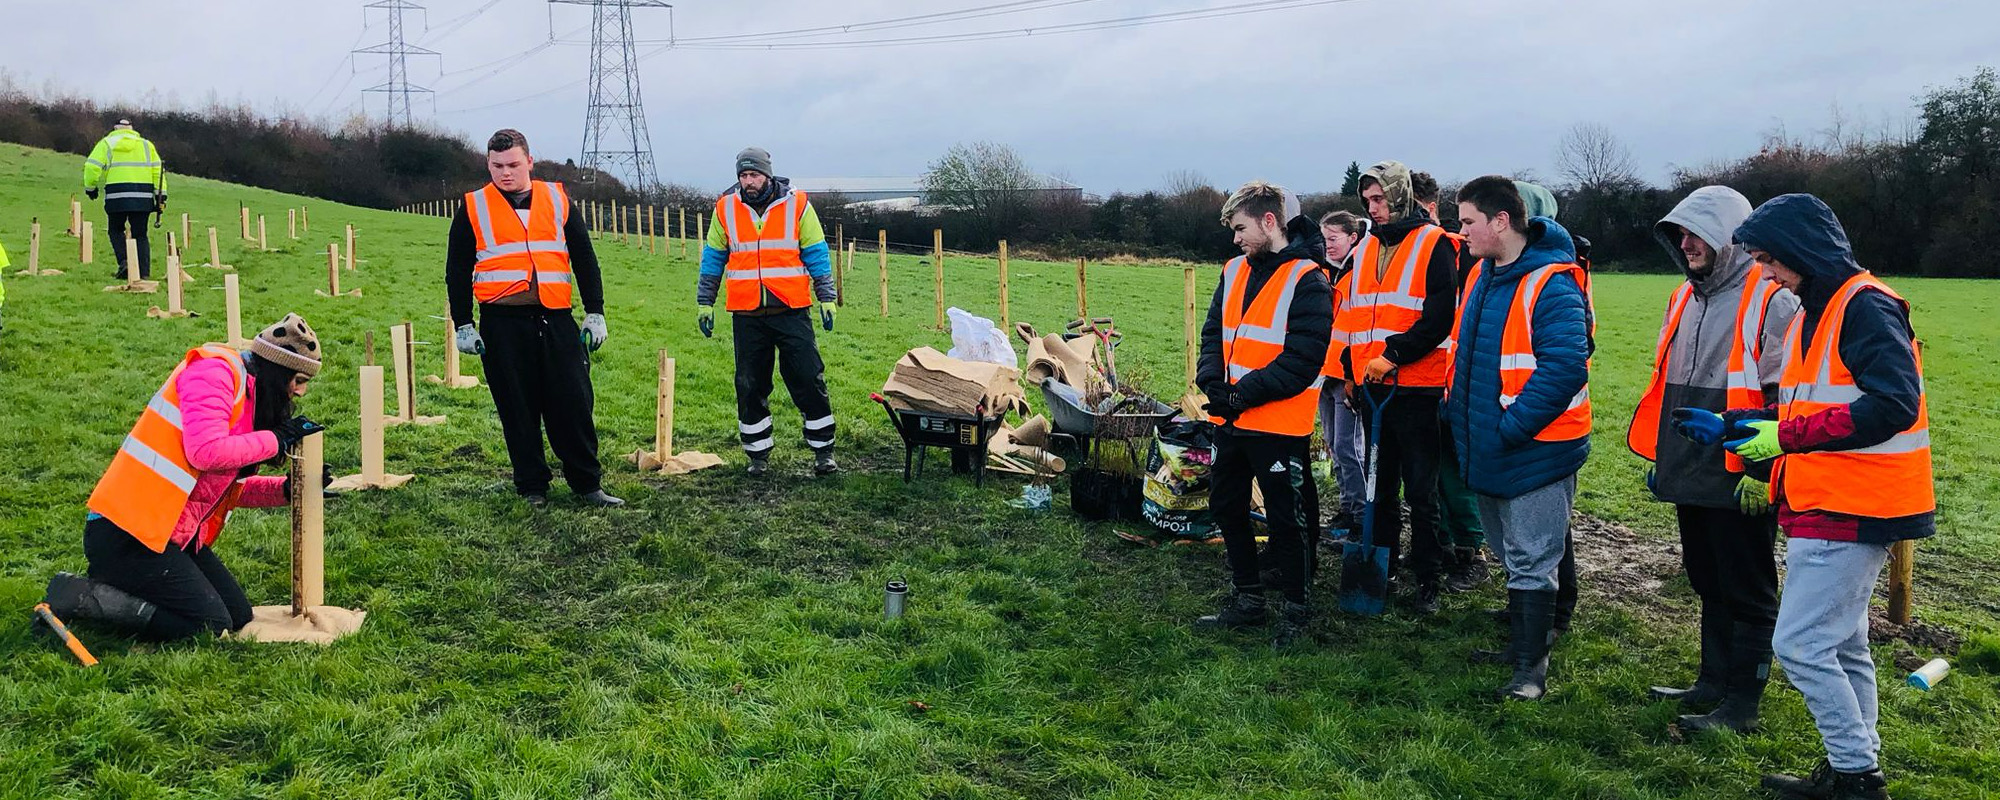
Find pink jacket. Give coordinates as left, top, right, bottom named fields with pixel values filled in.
left=170, top=355, right=289, bottom=549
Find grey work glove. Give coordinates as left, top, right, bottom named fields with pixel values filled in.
left=581, top=313, right=608, bottom=352
left=455, top=323, right=486, bottom=356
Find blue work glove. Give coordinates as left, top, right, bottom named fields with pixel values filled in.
left=580, top=313, right=608, bottom=352
left=1670, top=407, right=1728, bottom=446
left=1736, top=475, right=1772, bottom=516
left=1724, top=419, right=1782, bottom=462
left=272, top=416, right=327, bottom=452
left=1644, top=465, right=1659, bottom=498
left=455, top=324, right=486, bottom=356
left=818, top=301, right=836, bottom=332
left=698, top=305, right=715, bottom=338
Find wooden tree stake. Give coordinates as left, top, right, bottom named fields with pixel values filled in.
left=1888, top=540, right=1916, bottom=624
left=289, top=208, right=298, bottom=239
left=69, top=199, right=82, bottom=238
left=878, top=229, right=889, bottom=317
left=1076, top=258, right=1088, bottom=318
left=998, top=240, right=1011, bottom=328
left=656, top=351, right=675, bottom=461
left=240, top=206, right=251, bottom=240
left=26, top=220, right=40, bottom=275
left=391, top=322, right=414, bottom=422
left=932, top=228, right=945, bottom=328
left=1184, top=267, right=1199, bottom=392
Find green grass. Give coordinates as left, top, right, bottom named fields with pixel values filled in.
left=2, top=141, right=1998, bottom=798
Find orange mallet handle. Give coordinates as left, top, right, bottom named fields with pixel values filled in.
left=32, top=603, right=98, bottom=666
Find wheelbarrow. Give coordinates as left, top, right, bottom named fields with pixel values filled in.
left=871, top=394, right=1009, bottom=486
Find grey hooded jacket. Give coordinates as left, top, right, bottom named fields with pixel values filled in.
left=1643, top=185, right=1801, bottom=509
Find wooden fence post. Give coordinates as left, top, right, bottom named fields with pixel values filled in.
left=1888, top=541, right=1916, bottom=624
left=1184, top=267, right=1199, bottom=393
left=998, top=240, right=1011, bottom=328
left=656, top=351, right=675, bottom=461
left=1076, top=258, right=1088, bottom=318
left=933, top=228, right=945, bottom=328
left=878, top=230, right=889, bottom=317
left=289, top=208, right=298, bottom=239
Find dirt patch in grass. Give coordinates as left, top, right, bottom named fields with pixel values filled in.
left=1569, top=512, right=1682, bottom=619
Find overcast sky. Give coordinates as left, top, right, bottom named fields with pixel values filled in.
left=8, top=0, right=1995, bottom=195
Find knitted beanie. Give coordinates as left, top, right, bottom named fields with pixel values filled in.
left=251, top=313, right=322, bottom=377
left=734, top=147, right=773, bottom=178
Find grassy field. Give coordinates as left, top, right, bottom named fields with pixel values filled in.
left=2, top=141, right=1998, bottom=799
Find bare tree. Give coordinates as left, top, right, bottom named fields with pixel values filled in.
left=1554, top=122, right=1640, bottom=191
left=921, top=141, right=1043, bottom=242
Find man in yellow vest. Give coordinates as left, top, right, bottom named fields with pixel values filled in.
left=696, top=147, right=841, bottom=477
left=1443, top=176, right=1593, bottom=702
left=1630, top=186, right=1800, bottom=736
left=447, top=129, right=621, bottom=508
left=1724, top=195, right=1930, bottom=800
left=1194, top=181, right=1331, bottom=649
left=80, top=118, right=166, bottom=280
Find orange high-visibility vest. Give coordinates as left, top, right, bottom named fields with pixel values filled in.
left=86, top=345, right=250, bottom=553
left=1332, top=225, right=1450, bottom=387
left=1771, top=272, right=1933, bottom=518
left=716, top=190, right=812, bottom=312
left=1449, top=260, right=1593, bottom=442
left=464, top=180, right=574, bottom=309
left=1210, top=257, right=1325, bottom=437
left=1627, top=267, right=1783, bottom=472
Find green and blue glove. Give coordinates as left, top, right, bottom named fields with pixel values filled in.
left=818, top=301, right=837, bottom=332
left=697, top=305, right=715, bottom=338
left=1724, top=419, right=1782, bottom=462
left=1670, top=407, right=1728, bottom=445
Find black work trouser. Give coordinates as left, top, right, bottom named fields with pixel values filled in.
left=1213, top=429, right=1316, bottom=603
left=82, top=516, right=252, bottom=641
left=479, top=306, right=602, bottom=495
left=732, top=309, right=836, bottom=456
left=1358, top=386, right=1449, bottom=584
left=106, top=209, right=153, bottom=278
left=1676, top=504, right=1781, bottom=628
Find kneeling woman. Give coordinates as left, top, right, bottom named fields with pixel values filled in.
left=43, top=314, right=326, bottom=640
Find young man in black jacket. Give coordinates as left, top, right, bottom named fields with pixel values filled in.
left=1195, top=181, right=1332, bottom=648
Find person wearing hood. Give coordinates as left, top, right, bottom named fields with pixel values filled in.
left=1195, top=181, right=1333, bottom=649
left=1443, top=176, right=1593, bottom=702
left=1332, top=160, right=1460, bottom=613
left=1316, top=210, right=1369, bottom=541
left=697, top=147, right=842, bottom=477
left=1713, top=194, right=1931, bottom=800
left=448, top=129, right=621, bottom=508
left=1629, top=186, right=1800, bottom=736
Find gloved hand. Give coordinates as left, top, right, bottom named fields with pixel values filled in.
left=1724, top=419, right=1782, bottom=462
left=455, top=324, right=486, bottom=356
left=85, top=188, right=99, bottom=201
left=580, top=313, right=608, bottom=352
left=155, top=193, right=167, bottom=208
left=284, top=465, right=338, bottom=501
left=818, top=301, right=837, bottom=332
left=271, top=416, right=327, bottom=452
left=1202, top=384, right=1241, bottom=421
left=1736, top=475, right=1772, bottom=516
left=1670, top=407, right=1728, bottom=445
left=1644, top=464, right=1659, bottom=497
left=698, top=305, right=716, bottom=338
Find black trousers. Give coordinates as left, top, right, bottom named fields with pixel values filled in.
left=1213, top=429, right=1317, bottom=603
left=82, top=516, right=252, bottom=640
left=479, top=307, right=602, bottom=495
left=106, top=209, right=152, bottom=278
left=1676, top=504, right=1781, bottom=627
left=733, top=309, right=836, bottom=456
left=1358, top=386, right=1449, bottom=584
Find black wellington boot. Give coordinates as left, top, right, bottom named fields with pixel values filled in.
left=1650, top=604, right=1731, bottom=709
left=1195, top=589, right=1268, bottom=630
left=1677, top=623, right=1774, bottom=734
left=1498, top=588, right=1558, bottom=702
left=43, top=572, right=157, bottom=632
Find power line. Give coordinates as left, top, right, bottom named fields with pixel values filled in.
left=669, top=0, right=1111, bottom=45
left=419, top=0, right=507, bottom=43
left=673, top=0, right=1364, bottom=51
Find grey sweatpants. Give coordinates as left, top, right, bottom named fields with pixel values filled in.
left=1475, top=474, right=1576, bottom=592
left=1774, top=537, right=1891, bottom=773
left=1318, top=382, right=1366, bottom=517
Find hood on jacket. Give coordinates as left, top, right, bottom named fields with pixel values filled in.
left=1362, top=160, right=1414, bottom=220
left=1283, top=212, right=1332, bottom=270
left=1655, top=185, right=1755, bottom=289
left=1513, top=181, right=1560, bottom=220
left=1733, top=193, right=1861, bottom=312
left=1489, top=216, right=1579, bottom=283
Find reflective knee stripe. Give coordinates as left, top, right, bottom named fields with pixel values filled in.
left=742, top=437, right=775, bottom=453
left=739, top=417, right=774, bottom=435
left=803, top=415, right=834, bottom=430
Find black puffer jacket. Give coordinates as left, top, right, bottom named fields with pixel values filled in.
left=1196, top=215, right=1333, bottom=434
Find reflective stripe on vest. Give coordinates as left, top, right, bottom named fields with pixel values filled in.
left=718, top=190, right=813, bottom=311
left=1625, top=267, right=1780, bottom=471
left=86, top=346, right=250, bottom=553
left=1772, top=271, right=1933, bottom=518
left=1332, top=225, right=1450, bottom=386
left=1451, top=261, right=1592, bottom=442
left=465, top=181, right=574, bottom=309
left=1210, top=257, right=1323, bottom=436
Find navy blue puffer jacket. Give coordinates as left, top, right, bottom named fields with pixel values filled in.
left=1444, top=218, right=1593, bottom=499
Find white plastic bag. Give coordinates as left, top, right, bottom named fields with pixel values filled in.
left=945, top=307, right=1018, bottom=369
